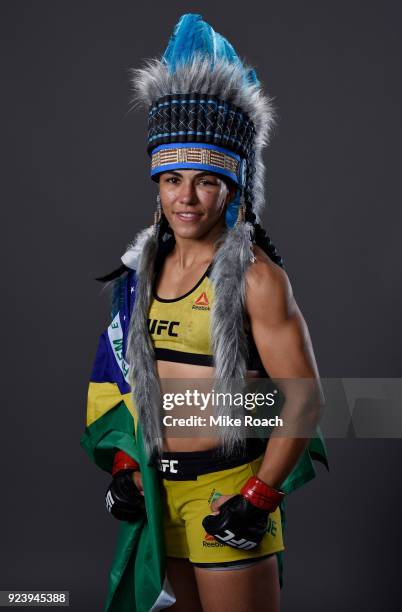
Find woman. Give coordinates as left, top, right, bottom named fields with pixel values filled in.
left=81, top=14, right=328, bottom=612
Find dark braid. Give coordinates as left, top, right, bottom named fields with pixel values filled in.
left=245, top=205, right=284, bottom=268
left=157, top=211, right=173, bottom=244
left=154, top=212, right=175, bottom=272
left=243, top=150, right=284, bottom=269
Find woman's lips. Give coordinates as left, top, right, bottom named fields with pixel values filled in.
left=175, top=212, right=202, bottom=222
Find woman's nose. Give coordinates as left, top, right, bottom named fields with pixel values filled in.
left=178, top=181, right=197, bottom=204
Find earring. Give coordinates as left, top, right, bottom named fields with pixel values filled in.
left=235, top=197, right=246, bottom=227
left=153, top=194, right=162, bottom=234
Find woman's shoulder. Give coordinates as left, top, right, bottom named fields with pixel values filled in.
left=245, top=245, right=295, bottom=325
left=247, top=245, right=291, bottom=296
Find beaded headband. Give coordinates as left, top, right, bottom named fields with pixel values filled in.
left=151, top=143, right=245, bottom=186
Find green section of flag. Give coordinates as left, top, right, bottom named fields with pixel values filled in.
left=80, top=403, right=165, bottom=612
left=282, top=426, right=329, bottom=495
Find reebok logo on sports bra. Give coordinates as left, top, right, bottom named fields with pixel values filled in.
left=192, top=292, right=210, bottom=311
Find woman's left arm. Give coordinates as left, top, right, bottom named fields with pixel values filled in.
left=245, top=248, right=323, bottom=490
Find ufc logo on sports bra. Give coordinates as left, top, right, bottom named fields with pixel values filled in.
left=159, top=459, right=179, bottom=474
left=148, top=319, right=180, bottom=337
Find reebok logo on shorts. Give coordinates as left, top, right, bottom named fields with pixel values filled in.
left=203, top=532, right=225, bottom=548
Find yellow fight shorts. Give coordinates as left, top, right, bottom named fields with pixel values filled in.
left=159, top=447, right=284, bottom=568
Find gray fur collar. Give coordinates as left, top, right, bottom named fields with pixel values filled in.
left=123, top=224, right=255, bottom=459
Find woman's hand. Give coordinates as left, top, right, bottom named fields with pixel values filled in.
left=132, top=470, right=144, bottom=496
left=210, top=494, right=236, bottom=514
left=105, top=470, right=145, bottom=521
left=203, top=494, right=269, bottom=550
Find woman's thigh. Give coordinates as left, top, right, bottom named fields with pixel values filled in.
left=194, top=555, right=280, bottom=612
left=166, top=557, right=203, bottom=612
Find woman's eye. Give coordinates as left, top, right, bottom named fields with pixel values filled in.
left=166, top=177, right=179, bottom=184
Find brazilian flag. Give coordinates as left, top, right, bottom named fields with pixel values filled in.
left=81, top=271, right=174, bottom=611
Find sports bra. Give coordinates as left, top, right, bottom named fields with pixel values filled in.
left=148, top=265, right=266, bottom=372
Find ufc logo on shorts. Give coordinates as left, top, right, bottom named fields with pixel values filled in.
left=160, top=459, right=179, bottom=474
left=214, top=530, right=257, bottom=550
left=105, top=490, right=114, bottom=513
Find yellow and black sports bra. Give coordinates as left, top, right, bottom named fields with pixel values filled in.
left=147, top=265, right=265, bottom=372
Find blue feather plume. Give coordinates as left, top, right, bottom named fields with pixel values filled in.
left=162, top=13, right=259, bottom=87
left=162, top=13, right=255, bottom=227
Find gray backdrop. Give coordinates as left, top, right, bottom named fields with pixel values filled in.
left=1, top=1, right=401, bottom=610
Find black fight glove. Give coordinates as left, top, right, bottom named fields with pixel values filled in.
left=105, top=469, right=145, bottom=522
left=202, top=494, right=269, bottom=551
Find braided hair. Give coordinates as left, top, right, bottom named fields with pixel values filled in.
left=154, top=212, right=175, bottom=271
left=243, top=150, right=284, bottom=269
left=245, top=206, right=284, bottom=268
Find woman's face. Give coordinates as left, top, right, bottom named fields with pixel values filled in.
left=158, top=169, right=235, bottom=240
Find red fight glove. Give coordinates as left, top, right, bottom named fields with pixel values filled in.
left=112, top=450, right=140, bottom=476
left=240, top=476, right=285, bottom=512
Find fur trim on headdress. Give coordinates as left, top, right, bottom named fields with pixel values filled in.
left=121, top=226, right=155, bottom=270
left=130, top=58, right=274, bottom=148
left=210, top=222, right=254, bottom=382
left=209, top=222, right=256, bottom=454
left=125, top=229, right=164, bottom=457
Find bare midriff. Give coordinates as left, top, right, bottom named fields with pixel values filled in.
left=157, top=360, right=262, bottom=452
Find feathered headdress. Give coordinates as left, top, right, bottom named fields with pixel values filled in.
left=129, top=13, right=276, bottom=226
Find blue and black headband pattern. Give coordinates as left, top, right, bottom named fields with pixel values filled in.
left=147, top=93, right=255, bottom=157
left=148, top=93, right=255, bottom=187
